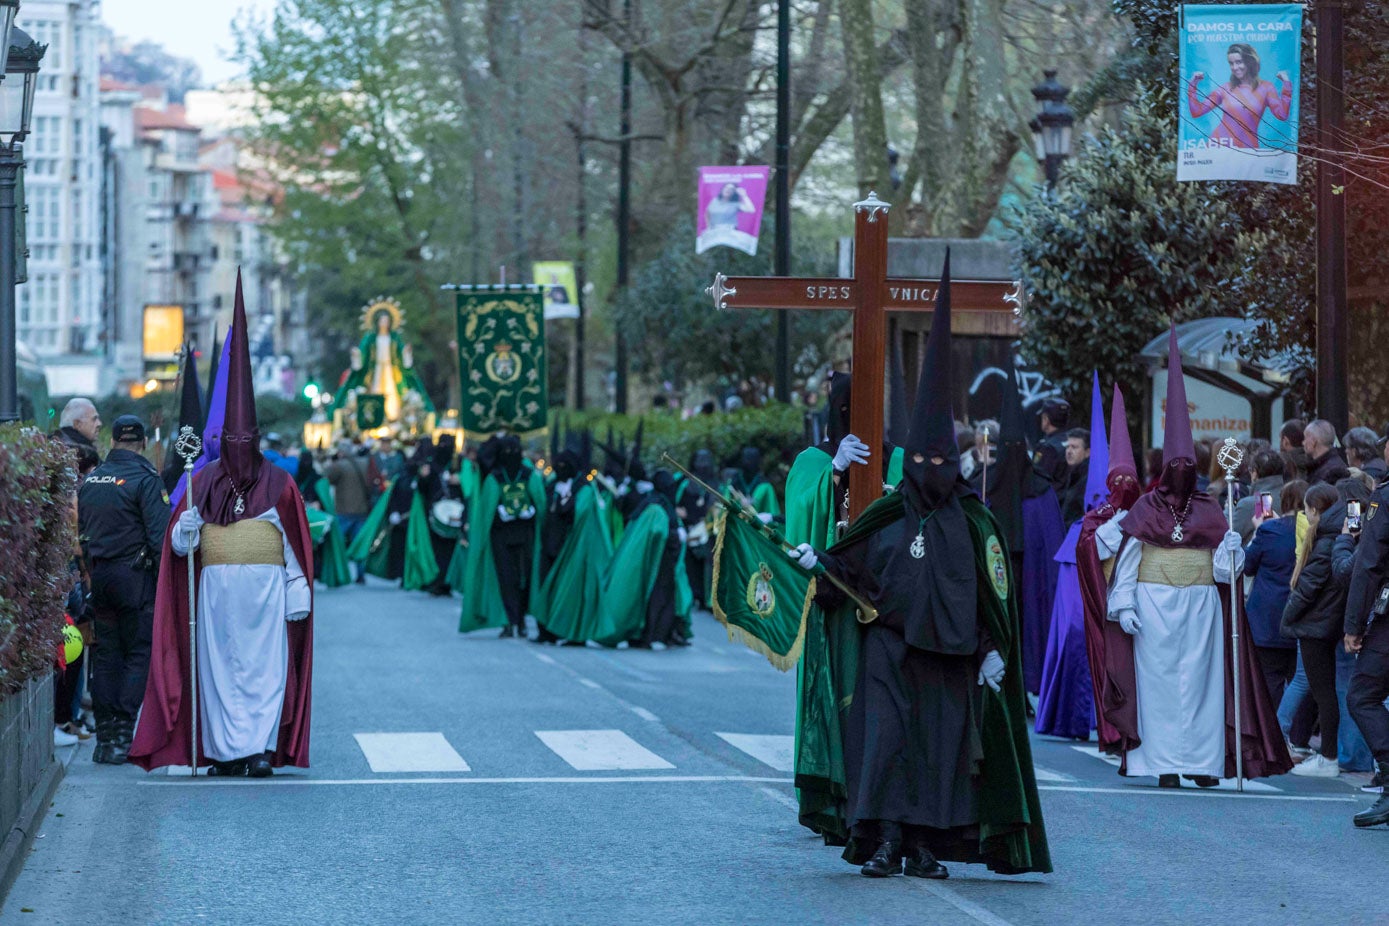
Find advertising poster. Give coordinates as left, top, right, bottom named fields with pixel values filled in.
left=695, top=165, right=769, bottom=255
left=455, top=289, right=547, bottom=434
left=1178, top=4, right=1302, bottom=184
left=532, top=261, right=580, bottom=320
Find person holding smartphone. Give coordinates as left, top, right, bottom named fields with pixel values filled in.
left=1281, top=485, right=1350, bottom=777
left=1245, top=480, right=1305, bottom=707
left=1234, top=449, right=1285, bottom=544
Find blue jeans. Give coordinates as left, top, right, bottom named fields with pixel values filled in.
left=1278, top=650, right=1310, bottom=736
left=1337, top=643, right=1374, bottom=772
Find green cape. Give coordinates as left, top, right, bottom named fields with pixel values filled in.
left=786, top=444, right=903, bottom=833
left=592, top=500, right=671, bottom=647
left=795, top=490, right=1051, bottom=875
left=532, top=482, right=615, bottom=640
left=345, top=477, right=439, bottom=584
left=313, top=477, right=352, bottom=588
left=458, top=468, right=547, bottom=633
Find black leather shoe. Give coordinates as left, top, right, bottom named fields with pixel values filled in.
left=248, top=753, right=273, bottom=778
left=1354, top=792, right=1389, bottom=828
left=1186, top=775, right=1220, bottom=788
left=1158, top=774, right=1180, bottom=788
left=903, top=848, right=948, bottom=880
left=206, top=759, right=248, bottom=777
left=91, top=742, right=113, bottom=764
left=498, top=626, right=516, bottom=639
left=860, top=840, right=902, bottom=878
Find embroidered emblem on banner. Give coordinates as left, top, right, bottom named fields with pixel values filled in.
left=986, top=535, right=1008, bottom=600
left=746, top=563, right=776, bottom=618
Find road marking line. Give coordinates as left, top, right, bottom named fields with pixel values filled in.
left=909, top=881, right=1018, bottom=926
left=352, top=733, right=470, bottom=773
left=630, top=706, right=661, bottom=723
left=141, top=775, right=794, bottom=787
left=1066, top=745, right=1281, bottom=792
left=716, top=733, right=794, bottom=772
left=759, top=786, right=799, bottom=810
left=536, top=729, right=675, bottom=771
left=533, top=652, right=557, bottom=665
left=1037, top=785, right=1353, bottom=802
left=577, top=678, right=602, bottom=689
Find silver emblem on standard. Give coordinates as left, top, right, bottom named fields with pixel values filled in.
left=910, top=532, right=926, bottom=559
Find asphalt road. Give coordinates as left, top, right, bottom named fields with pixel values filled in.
left=4, top=579, right=1387, bottom=926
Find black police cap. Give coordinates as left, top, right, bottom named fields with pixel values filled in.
left=111, top=415, right=145, bottom=442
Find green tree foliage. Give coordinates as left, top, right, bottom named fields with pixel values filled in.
left=610, top=217, right=847, bottom=405
left=1013, top=86, right=1259, bottom=415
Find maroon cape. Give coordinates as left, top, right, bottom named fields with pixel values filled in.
left=1076, top=508, right=1140, bottom=762
left=1077, top=523, right=1291, bottom=779
left=130, top=466, right=315, bottom=770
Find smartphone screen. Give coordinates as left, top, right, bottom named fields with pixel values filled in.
left=1260, top=492, right=1274, bottom=519
left=1348, top=500, right=1363, bottom=531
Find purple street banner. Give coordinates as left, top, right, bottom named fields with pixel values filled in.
left=1178, top=4, right=1302, bottom=184
left=696, top=166, right=770, bottom=256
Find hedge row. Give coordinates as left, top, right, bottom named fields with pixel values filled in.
left=0, top=426, right=75, bottom=697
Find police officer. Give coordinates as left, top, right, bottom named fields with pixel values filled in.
left=77, top=415, right=170, bottom=764
left=1033, top=397, right=1071, bottom=490
left=1346, top=476, right=1389, bottom=827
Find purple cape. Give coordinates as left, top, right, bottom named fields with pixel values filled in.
left=1019, top=489, right=1065, bottom=695
left=1035, top=522, right=1095, bottom=738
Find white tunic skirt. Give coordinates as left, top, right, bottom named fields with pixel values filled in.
left=1108, top=540, right=1228, bottom=778
left=196, top=508, right=310, bottom=762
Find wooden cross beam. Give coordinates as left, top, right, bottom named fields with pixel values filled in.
left=705, top=192, right=1023, bottom=521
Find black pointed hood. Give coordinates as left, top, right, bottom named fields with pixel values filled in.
left=901, top=250, right=967, bottom=512
left=203, top=326, right=221, bottom=430
left=825, top=371, right=853, bottom=449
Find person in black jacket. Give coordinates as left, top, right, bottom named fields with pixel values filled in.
left=77, top=416, right=171, bottom=764
left=1345, top=476, right=1389, bottom=825
left=1304, top=419, right=1351, bottom=487
left=1282, top=484, right=1348, bottom=778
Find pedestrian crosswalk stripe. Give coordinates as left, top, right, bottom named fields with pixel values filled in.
left=1068, top=745, right=1281, bottom=791
left=1031, top=765, right=1074, bottom=783
left=716, top=733, right=794, bottom=772
left=353, top=733, right=471, bottom=773
left=535, top=729, right=675, bottom=771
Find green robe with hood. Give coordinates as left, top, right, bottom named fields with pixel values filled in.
left=531, top=481, right=615, bottom=640
left=796, top=490, right=1051, bottom=875
left=458, top=466, right=547, bottom=633
left=346, top=476, right=439, bottom=587
left=310, top=476, right=353, bottom=588
left=593, top=498, right=675, bottom=646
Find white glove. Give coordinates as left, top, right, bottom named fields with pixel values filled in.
left=518, top=505, right=537, bottom=521
left=388, top=511, right=403, bottom=526
left=1117, top=609, right=1142, bottom=635
left=496, top=504, right=516, bottom=523
left=788, top=542, right=818, bottom=570
left=615, top=479, right=631, bottom=497
left=677, top=526, right=688, bottom=544
left=554, top=479, right=573, bottom=501
left=1220, top=530, right=1243, bottom=555
left=1095, top=512, right=1127, bottom=558
left=833, top=434, right=871, bottom=471
left=978, top=649, right=1005, bottom=692
left=635, top=480, right=654, bottom=495
left=757, top=512, right=774, bottom=525
left=172, top=509, right=204, bottom=555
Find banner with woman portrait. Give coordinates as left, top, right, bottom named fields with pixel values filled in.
left=695, top=166, right=769, bottom=255
left=1178, top=4, right=1302, bottom=184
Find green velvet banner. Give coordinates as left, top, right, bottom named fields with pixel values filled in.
left=456, top=289, right=547, bottom=434
left=710, top=508, right=815, bottom=671
left=356, top=393, right=386, bottom=431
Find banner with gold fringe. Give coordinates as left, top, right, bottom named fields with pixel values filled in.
left=710, top=508, right=815, bottom=671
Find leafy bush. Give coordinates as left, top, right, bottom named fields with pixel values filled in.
left=0, top=426, right=76, bottom=697
left=539, top=404, right=810, bottom=490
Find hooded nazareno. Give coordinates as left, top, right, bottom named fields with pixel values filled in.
left=131, top=271, right=315, bottom=771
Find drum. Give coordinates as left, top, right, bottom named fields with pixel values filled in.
left=429, top=498, right=466, bottom=539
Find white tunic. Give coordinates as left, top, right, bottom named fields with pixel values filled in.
left=175, top=507, right=310, bottom=762
left=1106, top=537, right=1243, bottom=778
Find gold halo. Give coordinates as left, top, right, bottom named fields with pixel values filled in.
left=360, top=297, right=405, bottom=333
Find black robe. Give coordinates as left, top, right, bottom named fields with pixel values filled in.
left=817, top=515, right=993, bottom=851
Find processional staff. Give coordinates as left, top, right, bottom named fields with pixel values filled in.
left=173, top=425, right=203, bottom=777
left=1216, top=437, right=1245, bottom=792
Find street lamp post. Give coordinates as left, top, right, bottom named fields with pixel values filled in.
left=1029, top=70, right=1075, bottom=192
left=0, top=21, right=42, bottom=424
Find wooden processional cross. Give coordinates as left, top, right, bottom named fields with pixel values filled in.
left=705, top=191, right=1023, bottom=521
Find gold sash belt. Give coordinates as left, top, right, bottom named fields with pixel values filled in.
left=1138, top=545, right=1213, bottom=588
left=201, top=519, right=285, bottom=567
